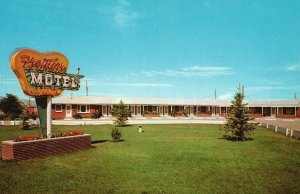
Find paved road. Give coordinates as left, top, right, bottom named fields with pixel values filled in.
left=255, top=118, right=300, bottom=131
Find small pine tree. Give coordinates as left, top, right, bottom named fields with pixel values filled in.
left=222, top=87, right=255, bottom=141
left=111, top=127, right=121, bottom=142
left=111, top=100, right=131, bottom=127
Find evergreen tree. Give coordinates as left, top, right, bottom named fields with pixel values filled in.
left=0, top=93, right=24, bottom=119
left=111, top=100, right=131, bottom=127
left=222, top=87, right=255, bottom=141
left=111, top=127, right=122, bottom=142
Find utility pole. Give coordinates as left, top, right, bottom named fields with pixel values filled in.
left=214, top=88, right=217, bottom=100
left=86, top=80, right=88, bottom=96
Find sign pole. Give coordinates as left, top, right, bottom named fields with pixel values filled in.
left=46, top=96, right=52, bottom=138
left=35, top=96, right=47, bottom=138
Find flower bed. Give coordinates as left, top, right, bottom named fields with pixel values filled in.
left=2, top=133, right=91, bottom=161
left=143, top=114, right=160, bottom=117
left=196, top=113, right=211, bottom=117
left=11, top=130, right=84, bottom=142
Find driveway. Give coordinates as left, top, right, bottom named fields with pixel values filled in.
left=255, top=118, right=300, bottom=131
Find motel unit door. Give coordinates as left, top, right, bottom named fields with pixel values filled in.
left=66, top=105, right=72, bottom=118
left=271, top=107, right=276, bottom=117
left=136, top=105, right=141, bottom=116
left=159, top=106, right=164, bottom=116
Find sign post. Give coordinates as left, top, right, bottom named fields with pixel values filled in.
left=47, top=96, right=52, bottom=138
left=10, top=48, right=84, bottom=138
left=35, top=96, right=47, bottom=137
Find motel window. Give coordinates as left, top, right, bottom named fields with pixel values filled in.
left=200, top=106, right=207, bottom=113
left=284, top=107, right=294, bottom=115
left=130, top=106, right=135, bottom=112
left=55, top=105, right=62, bottom=112
left=77, top=105, right=90, bottom=113
left=221, top=107, right=226, bottom=113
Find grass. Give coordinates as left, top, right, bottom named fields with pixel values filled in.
left=0, top=124, right=300, bottom=194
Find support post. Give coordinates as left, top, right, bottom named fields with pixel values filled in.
left=35, top=96, right=47, bottom=138
left=47, top=96, right=52, bottom=139
left=275, top=126, right=278, bottom=132
left=290, top=129, right=293, bottom=137
left=286, top=128, right=289, bottom=136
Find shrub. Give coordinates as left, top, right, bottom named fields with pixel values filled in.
left=20, top=113, right=30, bottom=130
left=183, top=110, right=189, bottom=117
left=111, top=127, right=121, bottom=142
left=170, top=110, right=177, bottom=117
left=73, top=113, right=82, bottom=119
left=30, top=113, right=37, bottom=120
left=0, top=112, right=5, bottom=120
left=91, top=112, right=102, bottom=119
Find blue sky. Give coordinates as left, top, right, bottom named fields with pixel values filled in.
left=1, top=0, right=300, bottom=100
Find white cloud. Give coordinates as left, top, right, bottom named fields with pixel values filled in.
left=181, top=66, right=231, bottom=71
left=246, top=86, right=289, bottom=92
left=286, top=64, right=300, bottom=71
left=218, top=93, right=233, bottom=100
left=100, top=83, right=174, bottom=88
left=142, top=66, right=233, bottom=77
left=113, top=0, right=139, bottom=27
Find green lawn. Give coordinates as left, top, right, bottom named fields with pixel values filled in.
left=0, top=124, right=300, bottom=194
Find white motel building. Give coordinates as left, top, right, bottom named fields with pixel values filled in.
left=50, top=96, right=300, bottom=119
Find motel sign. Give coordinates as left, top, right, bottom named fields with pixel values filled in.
left=10, top=48, right=84, bottom=137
